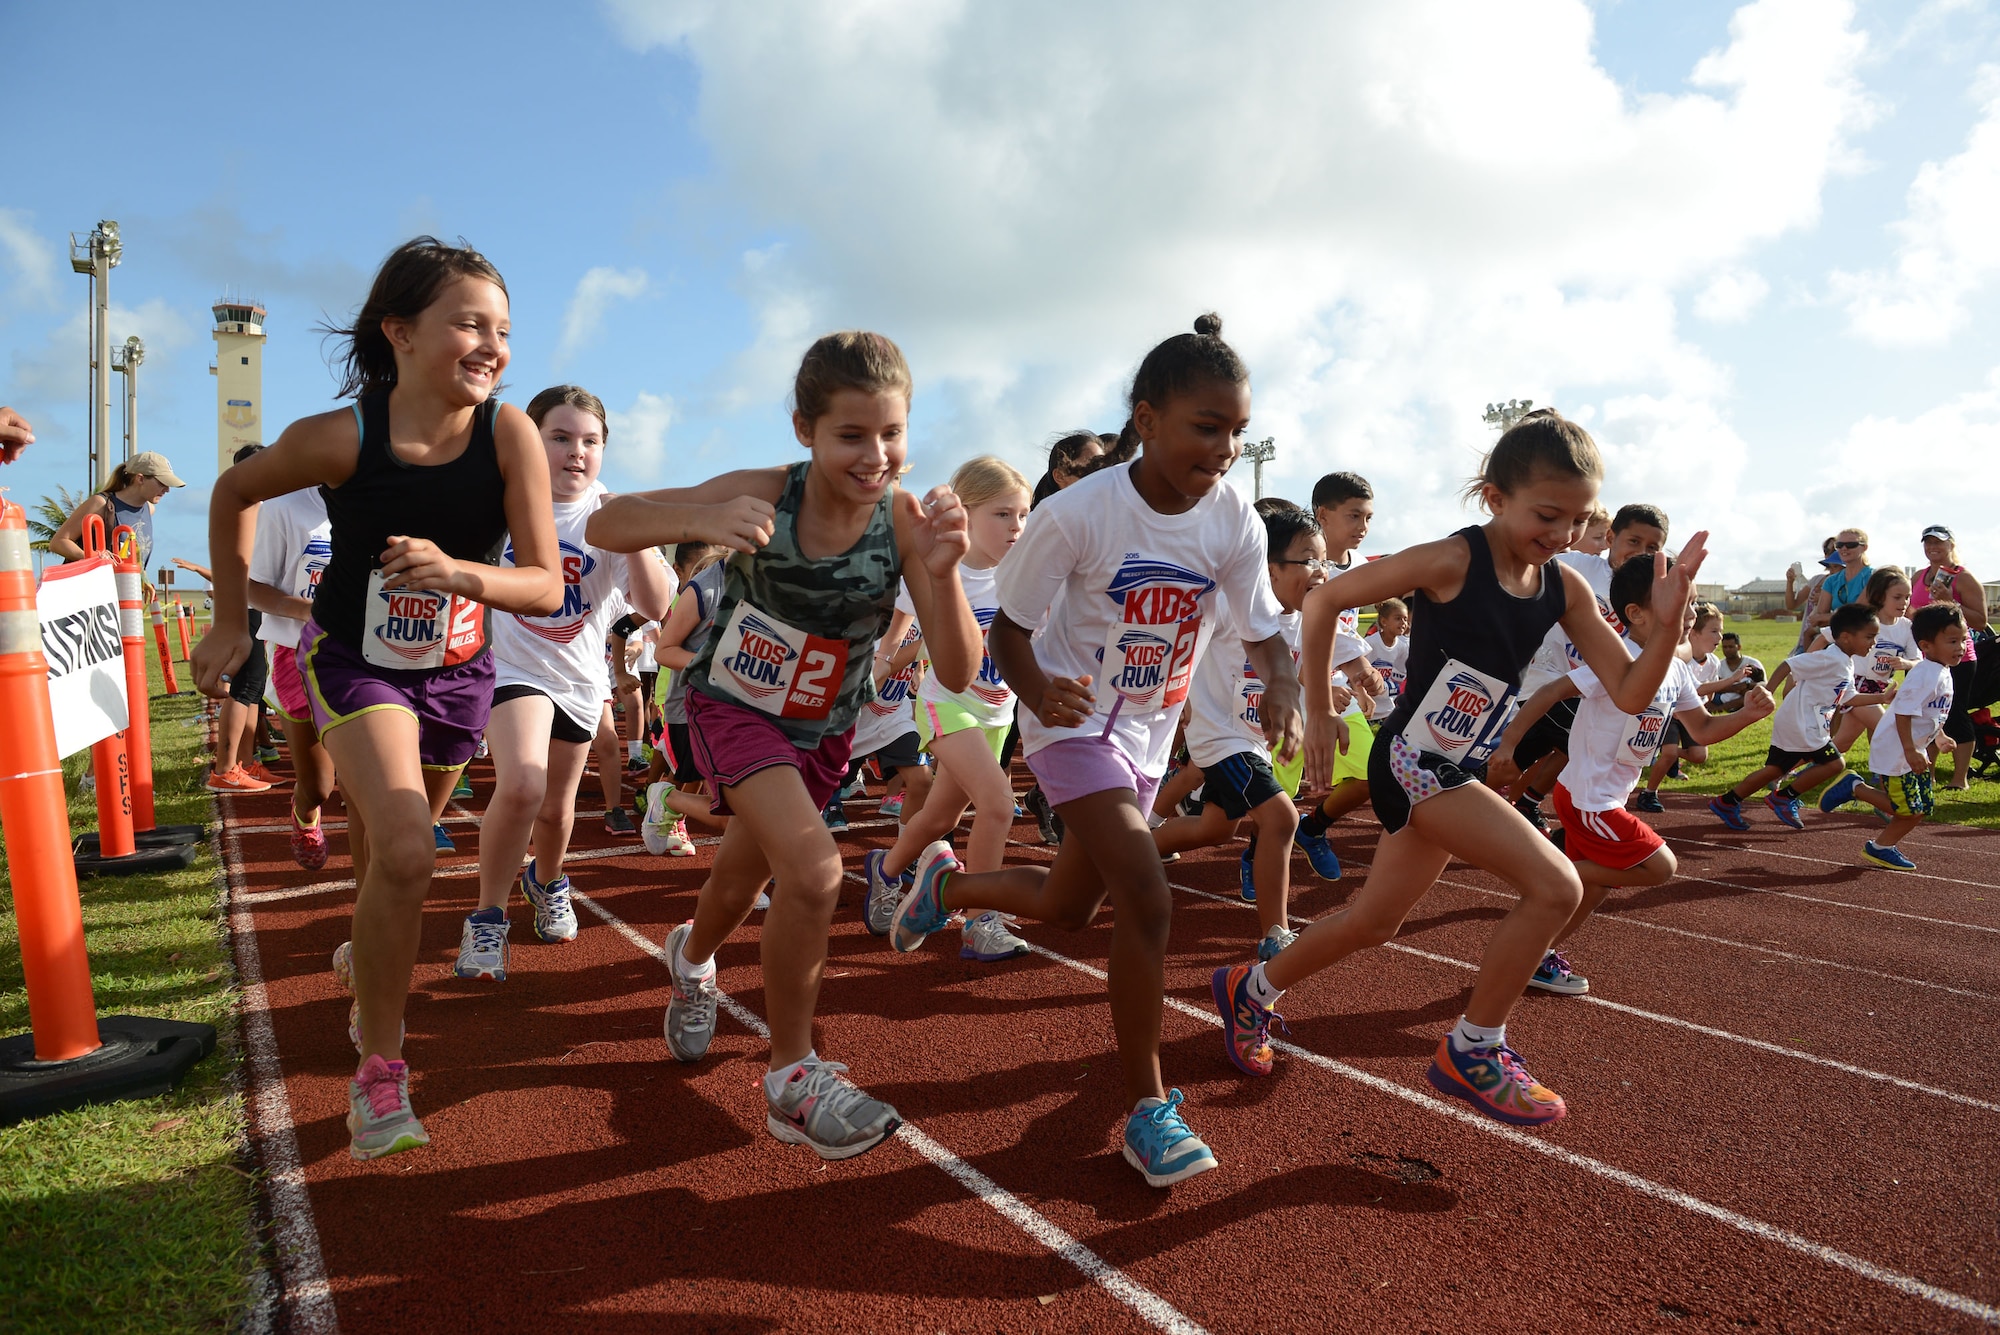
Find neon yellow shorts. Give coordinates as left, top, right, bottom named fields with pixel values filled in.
left=1331, top=711, right=1373, bottom=786
left=918, top=698, right=1009, bottom=762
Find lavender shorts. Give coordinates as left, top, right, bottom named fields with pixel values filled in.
left=1025, top=735, right=1162, bottom=812
left=298, top=620, right=493, bottom=770
left=685, top=689, right=855, bottom=817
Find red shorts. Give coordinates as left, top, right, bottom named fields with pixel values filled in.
left=684, top=689, right=854, bottom=817
left=1554, top=783, right=1664, bottom=871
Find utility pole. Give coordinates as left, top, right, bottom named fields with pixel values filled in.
left=68, top=221, right=122, bottom=491
left=1482, top=399, right=1533, bottom=432
left=1242, top=437, right=1277, bottom=500
left=111, top=336, right=144, bottom=464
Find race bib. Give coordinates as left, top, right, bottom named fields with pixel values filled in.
left=362, top=570, right=485, bottom=670
left=1101, top=616, right=1202, bottom=711
left=1403, top=657, right=1518, bottom=766
left=1623, top=706, right=1671, bottom=766
left=708, top=600, right=847, bottom=720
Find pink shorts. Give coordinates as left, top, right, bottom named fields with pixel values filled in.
left=684, top=689, right=854, bottom=817
left=1554, top=783, right=1664, bottom=871
left=1025, top=735, right=1161, bottom=812
left=268, top=644, right=311, bottom=724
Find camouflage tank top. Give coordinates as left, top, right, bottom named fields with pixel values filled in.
left=686, top=461, right=902, bottom=748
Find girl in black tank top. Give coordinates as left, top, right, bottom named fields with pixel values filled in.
left=191, top=238, right=569, bottom=1162
left=1212, top=410, right=1709, bottom=1136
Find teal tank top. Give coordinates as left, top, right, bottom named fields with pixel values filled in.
left=686, top=462, right=902, bottom=747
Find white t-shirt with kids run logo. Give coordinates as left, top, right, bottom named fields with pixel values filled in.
left=491, top=482, right=632, bottom=737
left=1521, top=552, right=1616, bottom=694
left=1365, top=630, right=1410, bottom=721
left=853, top=613, right=924, bottom=757
left=1851, top=616, right=1917, bottom=693
left=998, top=464, right=1281, bottom=778
left=1564, top=638, right=1703, bottom=811
left=1867, top=657, right=1953, bottom=777
left=1770, top=643, right=1855, bottom=754
left=249, top=487, right=332, bottom=651
left=909, top=562, right=1014, bottom=730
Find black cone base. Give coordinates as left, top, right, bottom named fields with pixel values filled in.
left=0, top=1016, right=218, bottom=1126
left=73, top=824, right=207, bottom=855
left=72, top=839, right=200, bottom=877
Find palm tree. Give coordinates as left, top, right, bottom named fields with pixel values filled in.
left=27, top=487, right=86, bottom=576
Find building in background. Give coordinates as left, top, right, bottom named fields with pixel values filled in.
left=210, top=297, right=266, bottom=475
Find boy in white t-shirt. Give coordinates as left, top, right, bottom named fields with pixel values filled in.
left=1634, top=602, right=1739, bottom=811
left=1492, top=555, right=1773, bottom=994
left=1709, top=631, right=1765, bottom=713
left=1816, top=602, right=1968, bottom=870
left=1709, top=603, right=1888, bottom=832
left=1363, top=598, right=1410, bottom=723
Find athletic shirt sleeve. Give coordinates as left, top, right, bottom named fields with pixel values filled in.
left=994, top=504, right=1077, bottom=633
left=1219, top=505, right=1283, bottom=646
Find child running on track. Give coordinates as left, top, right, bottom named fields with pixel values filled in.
left=1212, top=408, right=1707, bottom=1128
left=1805, top=567, right=1916, bottom=755
left=1490, top=555, right=1773, bottom=995
left=642, top=542, right=726, bottom=856
left=887, top=313, right=1304, bottom=1187
left=1364, top=598, right=1411, bottom=725
left=194, top=238, right=571, bottom=1161
left=247, top=480, right=335, bottom=868
left=1709, top=603, right=1887, bottom=832
left=1150, top=501, right=1325, bottom=958
left=456, top=385, right=673, bottom=982
left=1816, top=602, right=1967, bottom=870
left=862, top=456, right=1034, bottom=963
left=1635, top=602, right=1734, bottom=810
left=590, top=330, right=980, bottom=1162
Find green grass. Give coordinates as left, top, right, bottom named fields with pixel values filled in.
left=0, top=651, right=258, bottom=1334
left=1651, top=615, right=2000, bottom=829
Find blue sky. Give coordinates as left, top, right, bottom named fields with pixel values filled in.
left=3, top=0, right=1997, bottom=586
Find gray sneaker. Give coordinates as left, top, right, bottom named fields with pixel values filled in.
left=453, top=910, right=510, bottom=981
left=1256, top=926, right=1299, bottom=962
left=765, top=1058, right=902, bottom=1160
left=521, top=865, right=578, bottom=943
left=960, top=911, right=1029, bottom=962
left=863, top=849, right=900, bottom=936
left=347, top=1054, right=429, bottom=1161
left=664, top=922, right=719, bottom=1062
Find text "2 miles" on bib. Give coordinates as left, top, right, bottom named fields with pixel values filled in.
left=709, top=601, right=847, bottom=721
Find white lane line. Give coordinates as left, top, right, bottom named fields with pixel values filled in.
left=235, top=844, right=644, bottom=906
left=567, top=887, right=1208, bottom=1335
left=1668, top=869, right=2000, bottom=936
left=219, top=816, right=340, bottom=1333
left=1669, top=834, right=2000, bottom=900
left=1013, top=935, right=2000, bottom=1328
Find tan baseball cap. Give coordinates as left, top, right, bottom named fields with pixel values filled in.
left=127, top=451, right=186, bottom=487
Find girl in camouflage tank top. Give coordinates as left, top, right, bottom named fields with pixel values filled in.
left=585, top=330, right=981, bottom=1161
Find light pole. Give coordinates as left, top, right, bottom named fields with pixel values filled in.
left=68, top=220, right=122, bottom=491
left=1482, top=398, right=1533, bottom=433
left=1242, top=437, right=1276, bottom=500
left=111, top=336, right=144, bottom=465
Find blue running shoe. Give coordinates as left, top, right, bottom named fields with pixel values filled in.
left=1293, top=827, right=1341, bottom=881
left=1257, top=926, right=1297, bottom=963
left=1765, top=791, right=1805, bottom=830
left=821, top=798, right=849, bottom=831
left=433, top=822, right=456, bottom=852
left=1863, top=840, right=1917, bottom=871
left=1122, top=1089, right=1216, bottom=1187
left=1633, top=790, right=1664, bottom=814
left=1708, top=797, right=1751, bottom=831
left=1238, top=846, right=1257, bottom=903
left=1819, top=772, right=1861, bottom=813
left=890, top=841, right=959, bottom=952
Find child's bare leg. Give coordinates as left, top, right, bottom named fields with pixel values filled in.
left=1151, top=804, right=1238, bottom=855
left=1556, top=846, right=1676, bottom=946
left=1153, top=763, right=1204, bottom=820
left=1262, top=825, right=1450, bottom=991
left=1248, top=794, right=1299, bottom=936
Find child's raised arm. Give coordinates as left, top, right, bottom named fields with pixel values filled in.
left=893, top=486, right=979, bottom=694
left=585, top=468, right=784, bottom=556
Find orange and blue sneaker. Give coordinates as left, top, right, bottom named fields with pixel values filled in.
left=1211, top=963, right=1281, bottom=1076
left=1708, top=796, right=1751, bottom=831
left=1122, top=1089, right=1216, bottom=1187
left=1764, top=790, right=1806, bottom=830
left=1426, top=1033, right=1566, bottom=1127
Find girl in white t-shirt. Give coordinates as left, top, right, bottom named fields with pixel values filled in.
left=1363, top=598, right=1410, bottom=722
left=862, top=458, right=1034, bottom=962
left=456, top=386, right=673, bottom=983
left=886, top=314, right=1303, bottom=1188
left=1806, top=567, right=1917, bottom=754
left=246, top=485, right=335, bottom=868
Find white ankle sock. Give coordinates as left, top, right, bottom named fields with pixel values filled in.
left=764, top=1051, right=817, bottom=1100
left=674, top=941, right=715, bottom=982
left=1247, top=963, right=1283, bottom=1007
left=1451, top=1017, right=1505, bottom=1052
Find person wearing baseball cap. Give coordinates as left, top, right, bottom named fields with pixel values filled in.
left=48, top=449, right=186, bottom=570
left=1914, top=524, right=1992, bottom=788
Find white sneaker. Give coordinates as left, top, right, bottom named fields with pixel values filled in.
left=753, top=888, right=772, bottom=910
left=454, top=911, right=509, bottom=980
left=641, top=783, right=674, bottom=856
left=664, top=819, right=695, bottom=857
left=765, top=1058, right=901, bottom=1160
left=959, top=911, right=1029, bottom=962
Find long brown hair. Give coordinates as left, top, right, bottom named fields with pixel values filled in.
left=322, top=236, right=508, bottom=399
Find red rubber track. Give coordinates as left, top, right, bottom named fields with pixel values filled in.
left=220, top=754, right=2000, bottom=1333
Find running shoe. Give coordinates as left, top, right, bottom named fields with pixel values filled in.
left=960, top=911, right=1029, bottom=962
left=841, top=774, right=868, bottom=801
left=1512, top=794, right=1548, bottom=833
left=863, top=849, right=901, bottom=936
left=663, top=922, right=719, bottom=1062
left=1526, top=949, right=1589, bottom=995
left=1256, top=926, right=1298, bottom=962
left=1667, top=760, right=1684, bottom=780
left=1122, top=1089, right=1216, bottom=1187
left=244, top=760, right=285, bottom=787
left=1293, top=827, right=1342, bottom=881
left=476, top=739, right=489, bottom=760
left=206, top=765, right=271, bottom=794
left=663, top=820, right=695, bottom=857
left=255, top=744, right=281, bottom=765
left=1425, top=1034, right=1567, bottom=1127
left=605, top=806, right=637, bottom=837
left=1013, top=798, right=1027, bottom=818
left=289, top=809, right=328, bottom=871
left=753, top=889, right=772, bottom=910
left=332, top=940, right=354, bottom=991
left=433, top=822, right=456, bottom=852
left=1819, top=772, right=1861, bottom=813
left=521, top=863, right=578, bottom=943
left=1238, top=846, right=1257, bottom=903
left=890, top=841, right=959, bottom=952
left=1211, top=964, right=1280, bottom=1076
left=641, top=782, right=673, bottom=855
left=453, top=908, right=509, bottom=980
left=821, top=798, right=849, bottom=831
left=880, top=792, right=905, bottom=820
left=1024, top=785, right=1061, bottom=846
left=348, top=1054, right=428, bottom=1161
left=1633, top=790, right=1664, bottom=814
left=764, top=1058, right=902, bottom=1160
left=1708, top=797, right=1751, bottom=831
left=452, top=774, right=473, bottom=799
left=1863, top=840, right=1917, bottom=871
left=1764, top=791, right=1805, bottom=830
left=625, top=755, right=650, bottom=777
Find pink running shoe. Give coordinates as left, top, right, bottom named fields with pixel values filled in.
left=290, top=809, right=328, bottom=871
left=347, top=1054, right=428, bottom=1161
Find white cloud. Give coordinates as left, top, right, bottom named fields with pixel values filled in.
left=558, top=266, right=650, bottom=364
left=1693, top=269, right=1772, bottom=322
left=605, top=0, right=1874, bottom=581
left=1832, top=64, right=2000, bottom=345
left=607, top=389, right=676, bottom=476
left=0, top=208, right=60, bottom=311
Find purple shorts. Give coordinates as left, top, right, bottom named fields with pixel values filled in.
left=1025, top=735, right=1161, bottom=812
left=685, top=689, right=855, bottom=816
left=299, top=620, right=493, bottom=770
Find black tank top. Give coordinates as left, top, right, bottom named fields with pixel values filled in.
left=312, top=389, right=508, bottom=652
left=1387, top=525, right=1568, bottom=762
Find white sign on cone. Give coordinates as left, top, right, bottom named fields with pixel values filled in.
left=37, top=556, right=129, bottom=758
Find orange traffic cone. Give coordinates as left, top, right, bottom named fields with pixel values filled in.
left=96, top=525, right=204, bottom=852
left=151, top=605, right=180, bottom=695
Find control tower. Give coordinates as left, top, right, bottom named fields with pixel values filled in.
left=210, top=297, right=266, bottom=475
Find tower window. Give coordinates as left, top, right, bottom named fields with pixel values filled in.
left=241, top=357, right=249, bottom=364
